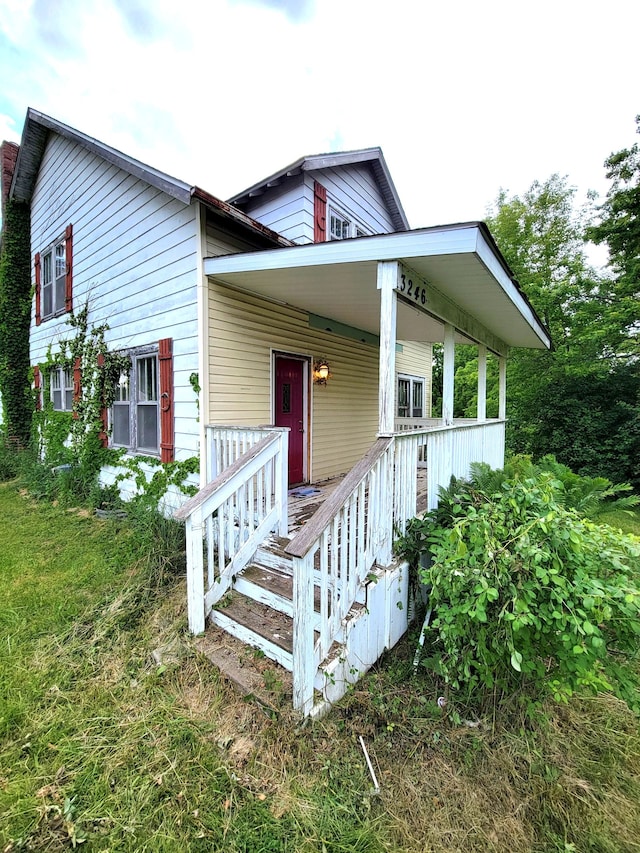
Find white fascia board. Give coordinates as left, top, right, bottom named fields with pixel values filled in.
left=301, top=149, right=381, bottom=171
left=25, top=108, right=193, bottom=205
left=474, top=230, right=551, bottom=350
left=203, top=225, right=479, bottom=277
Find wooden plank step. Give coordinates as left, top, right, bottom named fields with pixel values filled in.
left=194, top=628, right=292, bottom=715
left=253, top=535, right=294, bottom=575
left=233, top=568, right=294, bottom=618
left=213, top=590, right=294, bottom=657
left=237, top=564, right=321, bottom=607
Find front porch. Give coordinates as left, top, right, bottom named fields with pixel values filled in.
left=176, top=416, right=506, bottom=716
left=176, top=223, right=550, bottom=716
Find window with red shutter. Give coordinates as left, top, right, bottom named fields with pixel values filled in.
left=37, top=223, right=73, bottom=321
left=109, top=342, right=171, bottom=458
left=65, top=224, right=73, bottom=313
left=97, top=353, right=108, bottom=448
left=33, top=365, right=42, bottom=411
left=49, top=366, right=74, bottom=411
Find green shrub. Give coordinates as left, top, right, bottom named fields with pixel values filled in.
left=400, top=471, right=640, bottom=712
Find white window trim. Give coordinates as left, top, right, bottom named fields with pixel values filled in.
left=50, top=365, right=74, bottom=412
left=327, top=205, right=370, bottom=241
left=41, top=235, right=66, bottom=320
left=111, top=344, right=160, bottom=455
left=397, top=373, right=425, bottom=419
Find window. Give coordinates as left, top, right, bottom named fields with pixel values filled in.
left=397, top=374, right=425, bottom=418
left=35, top=224, right=73, bottom=325
left=50, top=366, right=74, bottom=412
left=328, top=207, right=369, bottom=241
left=42, top=238, right=66, bottom=318
left=112, top=347, right=160, bottom=454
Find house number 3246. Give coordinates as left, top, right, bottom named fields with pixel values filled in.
left=399, top=274, right=427, bottom=305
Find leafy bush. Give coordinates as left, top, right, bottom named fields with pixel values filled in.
left=469, top=454, right=639, bottom=517
left=399, top=470, right=640, bottom=712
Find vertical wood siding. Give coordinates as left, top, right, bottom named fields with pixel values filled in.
left=29, top=133, right=200, bottom=459
left=208, top=282, right=380, bottom=482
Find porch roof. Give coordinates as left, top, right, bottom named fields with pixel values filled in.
left=203, top=222, right=551, bottom=354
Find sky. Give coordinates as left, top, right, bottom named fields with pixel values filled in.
left=1, top=0, right=639, bottom=238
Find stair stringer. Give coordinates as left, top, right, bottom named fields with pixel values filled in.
left=313, top=559, right=411, bottom=708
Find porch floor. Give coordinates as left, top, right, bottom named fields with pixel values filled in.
left=287, top=465, right=428, bottom=536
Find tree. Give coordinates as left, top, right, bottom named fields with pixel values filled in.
left=587, top=115, right=640, bottom=360
left=485, top=174, right=640, bottom=489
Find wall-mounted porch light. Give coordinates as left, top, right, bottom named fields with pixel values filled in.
left=313, top=358, right=331, bottom=385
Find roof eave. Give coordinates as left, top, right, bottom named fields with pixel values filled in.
left=228, top=146, right=410, bottom=231
left=11, top=107, right=193, bottom=205
left=191, top=186, right=294, bottom=248
left=202, top=223, right=552, bottom=352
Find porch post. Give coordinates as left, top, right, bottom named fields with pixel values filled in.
left=377, top=261, right=398, bottom=436
left=498, top=356, right=507, bottom=419
left=477, top=344, right=487, bottom=422
left=443, top=323, right=455, bottom=426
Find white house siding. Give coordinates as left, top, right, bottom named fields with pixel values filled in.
left=233, top=174, right=313, bottom=245
left=29, top=132, right=200, bottom=461
left=306, top=164, right=396, bottom=236
left=208, top=282, right=379, bottom=482
left=396, top=341, right=433, bottom=415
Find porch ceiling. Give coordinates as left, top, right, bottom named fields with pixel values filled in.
left=203, top=223, right=551, bottom=353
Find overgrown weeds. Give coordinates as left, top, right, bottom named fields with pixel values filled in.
left=397, top=462, right=640, bottom=716
left=2, top=482, right=640, bottom=852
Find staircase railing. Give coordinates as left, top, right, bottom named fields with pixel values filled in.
left=393, top=429, right=428, bottom=535
left=285, top=437, right=394, bottom=715
left=175, top=430, right=288, bottom=634
left=206, top=425, right=287, bottom=480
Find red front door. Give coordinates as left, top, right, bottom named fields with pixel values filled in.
left=274, top=356, right=307, bottom=486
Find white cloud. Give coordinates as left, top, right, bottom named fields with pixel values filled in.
left=0, top=0, right=638, bottom=233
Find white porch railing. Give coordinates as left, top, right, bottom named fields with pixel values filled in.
left=394, top=417, right=442, bottom=432
left=175, top=430, right=288, bottom=634
left=425, top=420, right=505, bottom=510
left=285, top=437, right=394, bottom=716
left=393, top=429, right=428, bottom=535
left=393, top=419, right=505, bottom=529
left=206, top=425, right=287, bottom=481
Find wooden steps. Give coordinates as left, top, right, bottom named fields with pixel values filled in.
left=210, top=591, right=294, bottom=671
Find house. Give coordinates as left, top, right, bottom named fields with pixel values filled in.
left=2, top=108, right=551, bottom=716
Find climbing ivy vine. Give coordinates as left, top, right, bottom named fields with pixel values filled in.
left=0, top=198, right=33, bottom=446
left=34, top=303, right=199, bottom=502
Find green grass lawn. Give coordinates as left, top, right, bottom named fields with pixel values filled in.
left=1, top=483, right=639, bottom=852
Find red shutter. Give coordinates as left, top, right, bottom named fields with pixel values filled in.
left=65, top=224, right=73, bottom=313
left=158, top=338, right=174, bottom=463
left=72, top=356, right=82, bottom=418
left=97, top=353, right=108, bottom=447
left=33, top=366, right=42, bottom=411
left=34, top=253, right=41, bottom=326
left=314, top=180, right=327, bottom=243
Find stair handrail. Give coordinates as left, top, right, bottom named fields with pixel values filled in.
left=285, top=437, right=394, bottom=716
left=175, top=432, right=282, bottom=522
left=285, top=437, right=393, bottom=559
left=175, top=430, right=288, bottom=634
